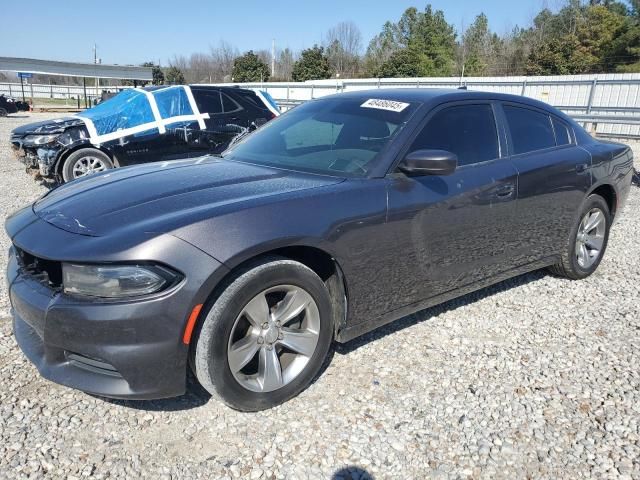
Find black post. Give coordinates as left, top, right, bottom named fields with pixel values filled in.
left=20, top=76, right=25, bottom=102
left=82, top=77, right=87, bottom=109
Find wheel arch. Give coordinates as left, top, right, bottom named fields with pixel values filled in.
left=192, top=244, right=349, bottom=347
left=587, top=183, right=617, bottom=219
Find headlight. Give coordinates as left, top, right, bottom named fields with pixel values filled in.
left=23, top=134, right=60, bottom=145
left=62, top=263, right=178, bottom=298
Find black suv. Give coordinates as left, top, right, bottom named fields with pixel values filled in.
left=10, top=86, right=280, bottom=183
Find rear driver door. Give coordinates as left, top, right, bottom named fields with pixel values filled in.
left=499, top=103, right=592, bottom=265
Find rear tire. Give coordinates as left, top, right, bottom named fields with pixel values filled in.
left=0, top=108, right=7, bottom=117
left=61, top=148, right=114, bottom=183
left=549, top=194, right=610, bottom=280
left=192, top=257, right=334, bottom=411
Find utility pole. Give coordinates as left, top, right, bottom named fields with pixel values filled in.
left=459, top=20, right=466, bottom=86
left=93, top=43, right=101, bottom=102
left=271, top=39, right=276, bottom=79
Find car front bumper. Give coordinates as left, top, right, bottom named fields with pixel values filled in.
left=6, top=213, right=227, bottom=400
left=10, top=135, right=64, bottom=176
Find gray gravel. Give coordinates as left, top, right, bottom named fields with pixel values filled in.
left=1, top=113, right=639, bottom=479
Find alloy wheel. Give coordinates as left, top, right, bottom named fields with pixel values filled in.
left=227, top=285, right=320, bottom=393
left=575, top=207, right=606, bottom=269
left=72, top=156, right=108, bottom=178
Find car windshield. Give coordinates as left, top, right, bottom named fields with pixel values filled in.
left=222, top=97, right=419, bottom=177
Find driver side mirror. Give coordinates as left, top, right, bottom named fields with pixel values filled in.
left=398, top=149, right=458, bottom=176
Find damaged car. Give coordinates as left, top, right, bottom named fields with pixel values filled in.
left=10, top=85, right=280, bottom=183
left=1, top=94, right=29, bottom=116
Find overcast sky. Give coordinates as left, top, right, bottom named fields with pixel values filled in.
left=1, top=0, right=551, bottom=65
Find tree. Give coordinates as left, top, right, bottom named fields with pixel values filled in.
left=364, top=22, right=397, bottom=75
left=165, top=66, right=185, bottom=84
left=376, top=48, right=423, bottom=77
left=142, top=62, right=165, bottom=85
left=526, top=35, right=596, bottom=74
left=365, top=4, right=457, bottom=77
left=524, top=1, right=635, bottom=74
left=232, top=51, right=270, bottom=82
left=459, top=14, right=502, bottom=76
left=291, top=46, right=332, bottom=81
left=324, top=21, right=362, bottom=77
left=210, top=40, right=239, bottom=82
left=275, top=48, right=295, bottom=81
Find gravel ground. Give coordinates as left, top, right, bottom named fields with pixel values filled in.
left=0, top=113, right=639, bottom=480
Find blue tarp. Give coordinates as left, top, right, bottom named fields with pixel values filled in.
left=77, top=89, right=155, bottom=136
left=152, top=87, right=193, bottom=119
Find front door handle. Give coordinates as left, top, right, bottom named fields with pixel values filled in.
left=576, top=163, right=589, bottom=173
left=495, top=184, right=515, bottom=198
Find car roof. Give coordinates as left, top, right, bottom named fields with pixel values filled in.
left=141, top=85, right=255, bottom=95
left=330, top=88, right=560, bottom=114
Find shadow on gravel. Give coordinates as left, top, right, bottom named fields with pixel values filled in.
left=92, top=370, right=211, bottom=412
left=335, top=269, right=546, bottom=356
left=332, top=466, right=374, bottom=480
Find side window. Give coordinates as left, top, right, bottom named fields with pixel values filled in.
left=552, top=118, right=572, bottom=146
left=222, top=93, right=243, bottom=114
left=409, top=104, right=499, bottom=167
left=193, top=90, right=222, bottom=115
left=504, top=105, right=555, bottom=154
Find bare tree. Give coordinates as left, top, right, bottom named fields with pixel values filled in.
left=210, top=40, right=239, bottom=82
left=189, top=52, right=214, bottom=83
left=275, top=48, right=296, bottom=80
left=324, top=21, right=363, bottom=77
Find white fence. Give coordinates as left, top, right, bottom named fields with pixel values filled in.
left=217, top=73, right=640, bottom=138
left=2, top=73, right=639, bottom=137
left=0, top=81, right=120, bottom=105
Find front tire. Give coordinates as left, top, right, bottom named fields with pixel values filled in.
left=192, top=257, right=334, bottom=411
left=62, top=148, right=114, bottom=183
left=549, top=194, right=611, bottom=279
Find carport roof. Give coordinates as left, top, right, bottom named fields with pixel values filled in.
left=0, top=57, right=152, bottom=81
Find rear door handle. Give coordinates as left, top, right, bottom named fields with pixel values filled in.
left=576, top=163, right=588, bottom=173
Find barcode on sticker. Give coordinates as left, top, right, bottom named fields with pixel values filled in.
left=361, top=98, right=410, bottom=112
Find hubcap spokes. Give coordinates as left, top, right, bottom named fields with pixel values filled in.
left=575, top=208, right=605, bottom=269
left=73, top=156, right=107, bottom=178
left=227, top=285, right=320, bottom=393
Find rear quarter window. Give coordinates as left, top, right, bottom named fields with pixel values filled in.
left=222, top=93, right=243, bottom=114
left=193, top=90, right=223, bottom=115
left=504, top=105, right=555, bottom=155
left=552, top=118, right=572, bottom=146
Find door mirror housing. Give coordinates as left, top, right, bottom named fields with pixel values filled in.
left=398, top=149, right=458, bottom=176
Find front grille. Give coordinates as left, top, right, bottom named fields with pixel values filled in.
left=14, top=246, right=62, bottom=289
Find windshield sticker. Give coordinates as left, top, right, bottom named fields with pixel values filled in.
left=361, top=98, right=410, bottom=113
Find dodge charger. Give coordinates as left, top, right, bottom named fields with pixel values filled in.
left=6, top=89, right=634, bottom=411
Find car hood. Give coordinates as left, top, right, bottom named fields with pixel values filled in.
left=33, top=157, right=343, bottom=237
left=11, top=117, right=85, bottom=136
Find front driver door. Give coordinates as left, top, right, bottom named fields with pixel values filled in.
left=384, top=102, right=520, bottom=312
